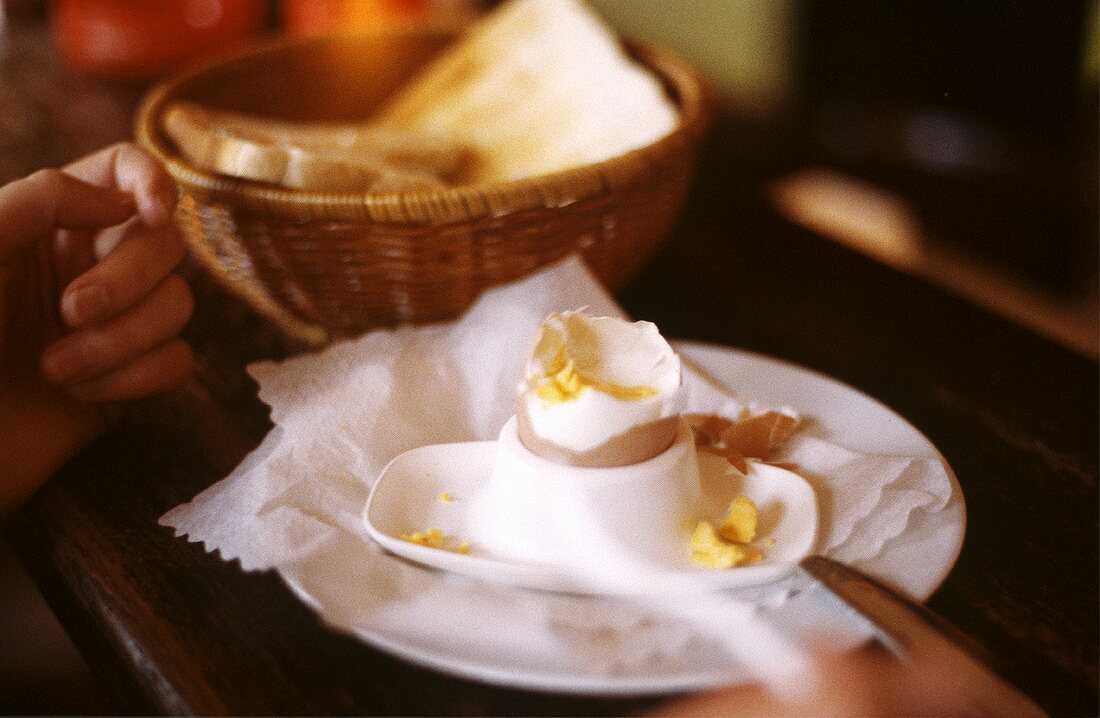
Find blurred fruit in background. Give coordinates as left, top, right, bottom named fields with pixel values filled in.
left=283, top=0, right=425, bottom=33
left=281, top=0, right=479, bottom=35
left=50, top=0, right=265, bottom=81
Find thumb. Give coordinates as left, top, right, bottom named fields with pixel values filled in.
left=0, top=169, right=136, bottom=264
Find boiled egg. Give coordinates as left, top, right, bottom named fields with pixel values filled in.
left=515, top=311, right=682, bottom=466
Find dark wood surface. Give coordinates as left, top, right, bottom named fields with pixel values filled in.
left=2, top=22, right=1097, bottom=718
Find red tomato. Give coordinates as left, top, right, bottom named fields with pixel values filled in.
left=51, top=0, right=266, bottom=81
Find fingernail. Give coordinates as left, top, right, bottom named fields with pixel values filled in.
left=41, top=343, right=93, bottom=384
left=146, top=187, right=176, bottom=227
left=63, top=284, right=109, bottom=326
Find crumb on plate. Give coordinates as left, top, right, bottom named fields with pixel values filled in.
left=717, top=495, right=757, bottom=543
left=401, top=528, right=444, bottom=548
left=689, top=496, right=766, bottom=569
left=400, top=528, right=471, bottom=554
left=690, top=521, right=747, bottom=568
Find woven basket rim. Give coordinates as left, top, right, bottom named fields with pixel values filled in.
left=135, top=29, right=710, bottom=225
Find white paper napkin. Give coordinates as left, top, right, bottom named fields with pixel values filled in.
left=161, top=255, right=953, bottom=687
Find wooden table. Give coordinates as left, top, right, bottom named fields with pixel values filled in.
left=2, top=22, right=1097, bottom=717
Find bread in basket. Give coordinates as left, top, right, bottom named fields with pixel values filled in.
left=135, top=4, right=709, bottom=345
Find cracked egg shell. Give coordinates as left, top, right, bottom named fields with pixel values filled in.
left=516, top=311, right=682, bottom=467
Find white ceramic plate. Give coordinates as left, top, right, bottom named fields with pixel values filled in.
left=280, top=342, right=966, bottom=695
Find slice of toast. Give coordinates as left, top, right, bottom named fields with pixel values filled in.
left=375, top=0, right=679, bottom=182
left=163, top=101, right=475, bottom=192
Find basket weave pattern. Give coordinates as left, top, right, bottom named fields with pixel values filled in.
left=139, top=36, right=708, bottom=344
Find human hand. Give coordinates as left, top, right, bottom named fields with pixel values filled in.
left=0, top=143, right=195, bottom=513
left=648, top=644, right=977, bottom=717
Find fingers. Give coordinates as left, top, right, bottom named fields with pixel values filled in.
left=59, top=219, right=186, bottom=327
left=649, top=645, right=979, bottom=718
left=69, top=339, right=195, bottom=402
left=64, top=143, right=178, bottom=228
left=0, top=169, right=135, bottom=263
left=41, top=275, right=194, bottom=386
left=0, top=143, right=177, bottom=264
left=53, top=229, right=99, bottom=290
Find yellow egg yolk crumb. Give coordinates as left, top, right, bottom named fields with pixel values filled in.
left=536, top=358, right=584, bottom=402
left=534, top=349, right=658, bottom=404
left=437, top=492, right=453, bottom=502
left=689, top=496, right=766, bottom=569
left=401, top=528, right=444, bottom=548
left=400, top=528, right=471, bottom=555
left=690, top=521, right=747, bottom=568
left=717, top=495, right=757, bottom=543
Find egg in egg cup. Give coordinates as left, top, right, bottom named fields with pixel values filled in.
left=364, top=312, right=818, bottom=595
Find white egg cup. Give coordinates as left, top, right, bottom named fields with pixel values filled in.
left=468, top=416, right=702, bottom=576
left=364, top=414, right=819, bottom=596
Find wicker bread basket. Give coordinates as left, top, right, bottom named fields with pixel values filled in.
left=136, top=30, right=709, bottom=345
